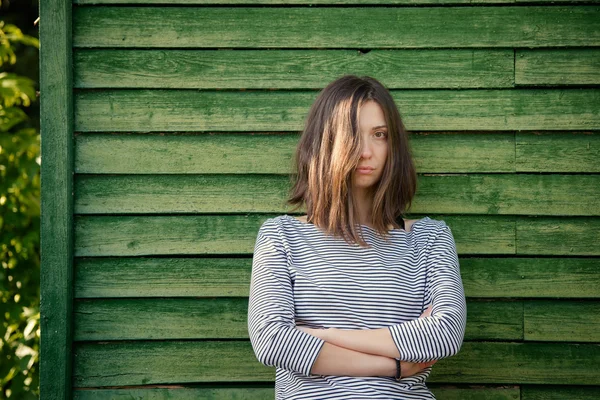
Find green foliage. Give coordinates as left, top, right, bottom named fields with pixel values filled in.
left=0, top=21, right=40, bottom=400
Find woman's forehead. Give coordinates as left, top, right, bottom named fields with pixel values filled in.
left=358, top=101, right=386, bottom=130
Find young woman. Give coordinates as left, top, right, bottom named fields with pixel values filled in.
left=247, top=75, right=467, bottom=399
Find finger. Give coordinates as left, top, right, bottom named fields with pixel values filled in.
left=421, top=304, right=433, bottom=316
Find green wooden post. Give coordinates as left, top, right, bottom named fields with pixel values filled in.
left=40, top=0, right=74, bottom=398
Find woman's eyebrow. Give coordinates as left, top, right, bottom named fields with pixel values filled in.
left=371, top=125, right=388, bottom=130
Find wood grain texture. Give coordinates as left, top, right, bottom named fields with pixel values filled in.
left=75, top=131, right=600, bottom=173
left=39, top=0, right=74, bottom=399
left=72, top=341, right=600, bottom=386
left=72, top=298, right=522, bottom=341
left=516, top=217, right=600, bottom=255
left=73, top=256, right=600, bottom=299
left=72, top=0, right=600, bottom=4
left=516, top=131, right=600, bottom=172
left=73, top=215, right=600, bottom=256
left=73, top=297, right=600, bottom=342
left=74, top=257, right=252, bottom=298
left=75, top=132, right=516, bottom=174
left=73, top=49, right=514, bottom=89
left=72, top=6, right=600, bottom=48
left=75, top=214, right=600, bottom=257
left=72, top=386, right=521, bottom=400
left=413, top=174, right=600, bottom=216
left=73, top=174, right=600, bottom=215
left=73, top=387, right=278, bottom=400
left=429, top=342, right=600, bottom=384
left=516, top=49, right=600, bottom=85
left=74, top=89, right=600, bottom=132
left=73, top=214, right=516, bottom=256
left=522, top=386, right=600, bottom=400
left=524, top=300, right=600, bottom=342
left=460, top=257, right=600, bottom=298
left=73, top=0, right=519, bottom=4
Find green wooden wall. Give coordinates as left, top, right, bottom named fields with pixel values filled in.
left=40, top=0, right=600, bottom=399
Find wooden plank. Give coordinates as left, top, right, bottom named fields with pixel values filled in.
left=522, top=386, right=600, bottom=400
left=517, top=217, right=600, bottom=256
left=73, top=49, right=514, bottom=89
left=74, top=214, right=267, bottom=256
left=413, top=174, right=599, bottom=216
left=72, top=6, right=600, bottom=48
left=76, top=387, right=522, bottom=400
left=461, top=257, right=600, bottom=298
left=74, top=257, right=600, bottom=299
left=72, top=0, right=600, bottom=3
left=74, top=175, right=292, bottom=213
left=524, top=300, right=600, bottom=342
left=75, top=131, right=600, bottom=174
left=411, top=174, right=600, bottom=216
left=74, top=174, right=600, bottom=215
left=429, top=342, right=600, bottom=385
left=464, top=300, right=522, bottom=340
left=516, top=132, right=600, bottom=173
left=411, top=132, right=515, bottom=173
left=73, top=0, right=518, bottom=4
left=74, top=133, right=300, bottom=174
left=73, top=341, right=263, bottom=386
left=517, top=0, right=600, bottom=2
left=72, top=386, right=521, bottom=400
left=516, top=49, right=600, bottom=85
left=74, top=89, right=600, bottom=132
left=74, top=257, right=253, bottom=298
left=39, top=0, right=74, bottom=399
left=73, top=388, right=277, bottom=400
left=74, top=214, right=515, bottom=256
left=73, top=298, right=522, bottom=341
left=75, top=132, right=515, bottom=174
left=72, top=341, right=600, bottom=386
left=73, top=298, right=254, bottom=340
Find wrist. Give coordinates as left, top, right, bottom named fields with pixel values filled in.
left=394, top=358, right=402, bottom=380
left=387, top=357, right=398, bottom=378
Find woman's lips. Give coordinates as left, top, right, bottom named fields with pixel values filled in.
left=356, top=167, right=374, bottom=174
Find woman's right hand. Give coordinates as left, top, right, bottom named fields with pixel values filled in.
left=420, top=304, right=433, bottom=318
left=400, top=359, right=437, bottom=377
left=398, top=304, right=437, bottom=378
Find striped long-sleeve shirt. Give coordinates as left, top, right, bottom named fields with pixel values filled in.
left=247, top=214, right=467, bottom=399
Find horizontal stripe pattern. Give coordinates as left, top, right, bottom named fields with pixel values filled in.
left=247, top=214, right=467, bottom=399
left=389, top=225, right=468, bottom=362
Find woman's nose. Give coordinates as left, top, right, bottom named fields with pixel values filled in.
left=361, top=141, right=372, bottom=158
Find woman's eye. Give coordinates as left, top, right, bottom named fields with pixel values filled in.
left=375, top=131, right=388, bottom=138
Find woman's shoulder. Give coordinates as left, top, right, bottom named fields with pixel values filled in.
left=416, top=217, right=453, bottom=241
left=257, top=215, right=301, bottom=242
left=265, top=214, right=311, bottom=236
left=257, top=215, right=283, bottom=235
left=419, top=216, right=450, bottom=230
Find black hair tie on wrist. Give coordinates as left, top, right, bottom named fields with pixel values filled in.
left=395, top=358, right=402, bottom=381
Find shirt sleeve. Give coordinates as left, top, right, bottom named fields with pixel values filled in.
left=247, top=220, right=326, bottom=376
left=388, top=223, right=467, bottom=362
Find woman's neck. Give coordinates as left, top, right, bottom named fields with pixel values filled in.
left=352, top=188, right=375, bottom=226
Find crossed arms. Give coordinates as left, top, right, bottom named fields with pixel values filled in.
left=247, top=222, right=467, bottom=377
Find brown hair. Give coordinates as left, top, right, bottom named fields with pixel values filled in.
left=287, top=74, right=417, bottom=247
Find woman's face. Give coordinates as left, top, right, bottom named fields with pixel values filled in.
left=352, top=100, right=389, bottom=192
